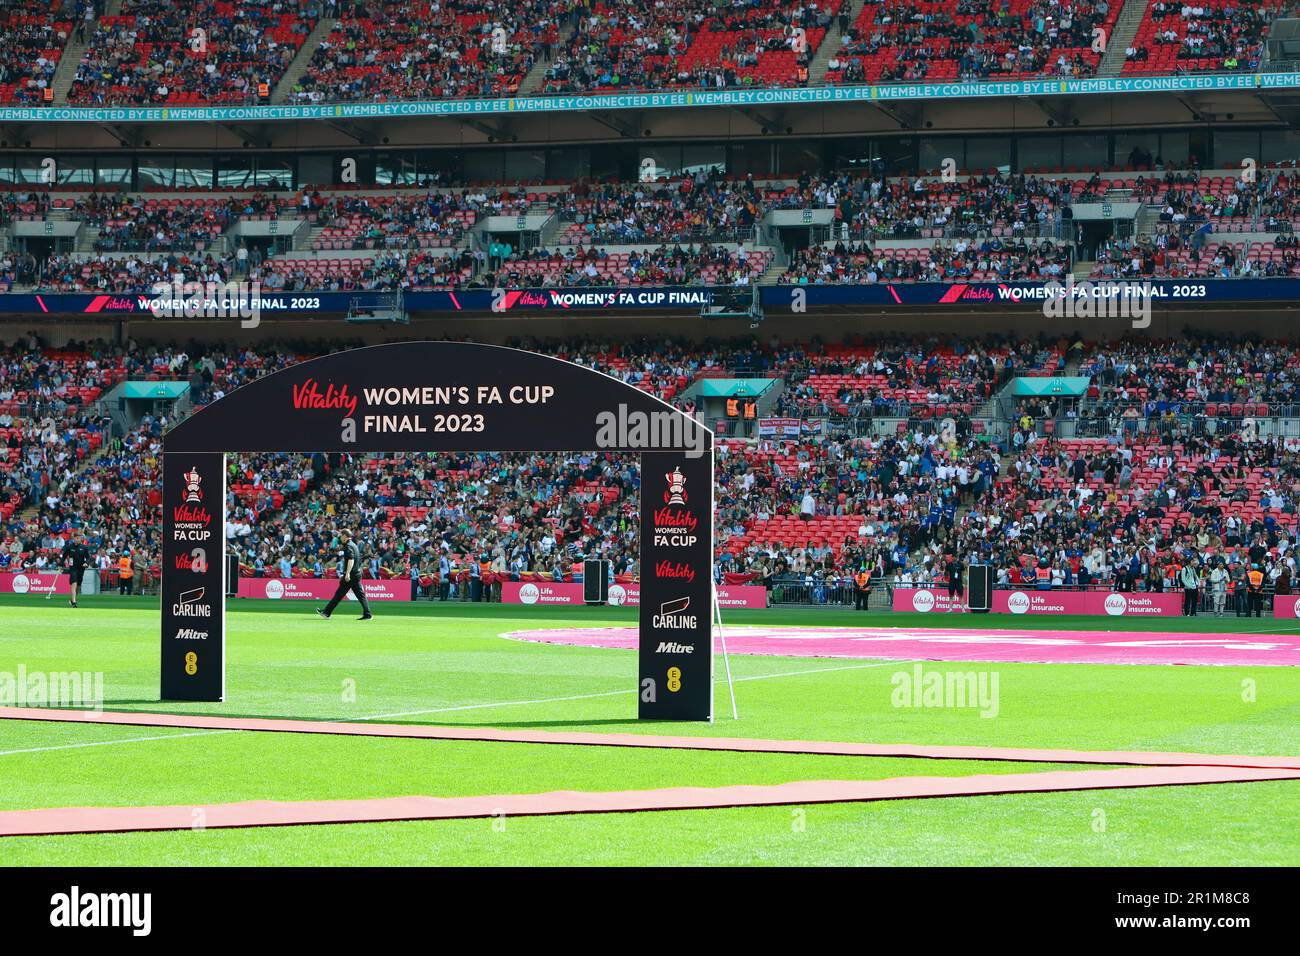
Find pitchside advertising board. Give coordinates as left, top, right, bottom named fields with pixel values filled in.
left=0, top=572, right=69, bottom=595
left=639, top=451, right=714, bottom=721
left=894, top=587, right=1186, bottom=616
left=160, top=453, right=226, bottom=701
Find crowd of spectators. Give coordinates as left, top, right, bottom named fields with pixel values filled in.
left=779, top=237, right=1070, bottom=284
left=827, top=0, right=1118, bottom=85
left=5, top=332, right=1300, bottom=610
left=2, top=0, right=1294, bottom=111
left=1124, top=0, right=1290, bottom=74
left=67, top=0, right=316, bottom=105
left=543, top=0, right=829, bottom=94
left=0, top=0, right=80, bottom=105
left=286, top=0, right=567, bottom=103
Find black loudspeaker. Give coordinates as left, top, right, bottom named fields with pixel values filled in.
left=226, top=553, right=240, bottom=597
left=583, top=559, right=610, bottom=605
left=968, top=564, right=992, bottom=613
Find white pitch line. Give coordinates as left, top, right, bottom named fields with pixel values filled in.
left=0, top=658, right=913, bottom=754
left=0, top=728, right=233, bottom=757
left=355, top=658, right=911, bottom=721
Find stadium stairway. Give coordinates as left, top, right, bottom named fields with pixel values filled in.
left=757, top=256, right=788, bottom=286
left=1097, top=0, right=1152, bottom=77
left=516, top=19, right=580, bottom=97
left=271, top=15, right=337, bottom=104
left=808, top=0, right=868, bottom=86
left=47, top=2, right=116, bottom=107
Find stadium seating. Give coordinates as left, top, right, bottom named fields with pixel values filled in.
left=67, top=0, right=313, bottom=105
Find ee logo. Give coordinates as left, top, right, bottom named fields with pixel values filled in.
left=666, top=667, right=682, bottom=693
left=184, top=652, right=198, bottom=676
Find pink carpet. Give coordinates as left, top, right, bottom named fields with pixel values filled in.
left=2, top=764, right=1296, bottom=837
left=503, top=624, right=1300, bottom=666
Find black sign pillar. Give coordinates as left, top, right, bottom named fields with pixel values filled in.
left=639, top=451, right=714, bottom=721
left=160, top=453, right=226, bottom=701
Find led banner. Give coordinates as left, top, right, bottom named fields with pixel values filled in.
left=764, top=278, right=1300, bottom=309
left=0, top=71, right=1293, bottom=124
left=0, top=288, right=719, bottom=316
left=7, top=279, right=1300, bottom=318
left=159, top=453, right=226, bottom=702
left=639, top=451, right=714, bottom=721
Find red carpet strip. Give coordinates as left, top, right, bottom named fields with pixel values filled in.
left=2, top=706, right=1298, bottom=770
left=1, top=765, right=1297, bottom=837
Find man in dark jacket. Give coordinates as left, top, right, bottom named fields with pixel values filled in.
left=317, top=531, right=373, bottom=620
left=64, top=534, right=91, bottom=608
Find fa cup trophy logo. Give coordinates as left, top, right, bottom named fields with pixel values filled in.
left=664, top=467, right=688, bottom=505
left=183, top=467, right=204, bottom=503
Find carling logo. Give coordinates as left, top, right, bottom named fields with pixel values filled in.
left=171, top=587, right=210, bottom=618
left=50, top=886, right=151, bottom=937
left=652, top=597, right=697, bottom=630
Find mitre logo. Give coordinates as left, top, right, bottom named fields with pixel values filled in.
left=656, top=641, right=695, bottom=654
left=664, top=467, right=688, bottom=505
left=183, top=466, right=203, bottom=503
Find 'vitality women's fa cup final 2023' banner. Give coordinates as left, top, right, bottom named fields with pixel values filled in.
left=160, top=342, right=717, bottom=720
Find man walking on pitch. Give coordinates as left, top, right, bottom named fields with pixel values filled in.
left=64, top=534, right=91, bottom=607
left=317, top=531, right=373, bottom=621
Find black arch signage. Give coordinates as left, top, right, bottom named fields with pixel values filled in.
left=160, top=342, right=715, bottom=720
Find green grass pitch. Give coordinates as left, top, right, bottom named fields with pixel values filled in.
left=0, top=594, right=1297, bottom=865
